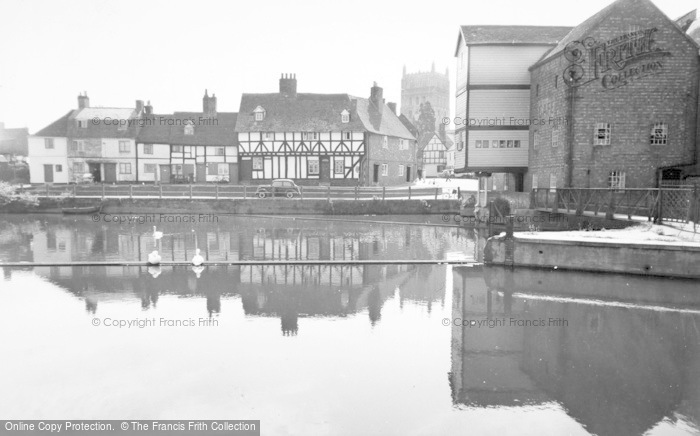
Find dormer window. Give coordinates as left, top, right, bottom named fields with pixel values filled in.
left=184, top=121, right=194, bottom=135
left=341, top=109, right=350, bottom=123
left=253, top=106, right=266, bottom=121
left=77, top=119, right=88, bottom=128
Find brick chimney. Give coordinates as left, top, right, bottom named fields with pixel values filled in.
left=145, top=101, right=153, bottom=115
left=78, top=92, right=90, bottom=109
left=370, top=82, right=383, bottom=107
left=279, top=73, right=297, bottom=97
left=203, top=89, right=217, bottom=117
left=135, top=100, right=144, bottom=113
left=387, top=102, right=397, bottom=115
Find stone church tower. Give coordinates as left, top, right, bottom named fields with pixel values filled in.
left=400, top=63, right=450, bottom=131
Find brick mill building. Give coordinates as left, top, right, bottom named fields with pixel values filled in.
left=455, top=0, right=700, bottom=191
left=528, top=0, right=700, bottom=190
left=235, top=75, right=417, bottom=186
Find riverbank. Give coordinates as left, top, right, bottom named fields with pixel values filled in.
left=484, top=223, right=700, bottom=279
left=0, top=197, right=460, bottom=216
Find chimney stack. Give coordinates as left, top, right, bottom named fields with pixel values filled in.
left=78, top=92, right=90, bottom=109
left=135, top=100, right=144, bottom=113
left=370, top=82, right=383, bottom=107
left=145, top=100, right=153, bottom=115
left=279, top=73, right=297, bottom=98
left=387, top=102, right=397, bottom=115
left=203, top=89, right=217, bottom=117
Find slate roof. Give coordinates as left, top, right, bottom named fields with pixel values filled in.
left=236, top=93, right=415, bottom=140
left=456, top=25, right=573, bottom=50
left=418, top=132, right=437, bottom=148
left=138, top=112, right=238, bottom=146
left=0, top=126, right=29, bottom=155
left=34, top=111, right=72, bottom=137
left=398, top=114, right=419, bottom=139
left=533, top=0, right=700, bottom=68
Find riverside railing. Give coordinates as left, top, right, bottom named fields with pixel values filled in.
left=30, top=184, right=466, bottom=202
left=530, top=187, right=699, bottom=226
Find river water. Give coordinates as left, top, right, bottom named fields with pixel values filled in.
left=0, top=214, right=698, bottom=436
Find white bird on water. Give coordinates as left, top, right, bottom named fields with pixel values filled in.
left=148, top=250, right=162, bottom=265
left=192, top=248, right=204, bottom=266
left=153, top=226, right=163, bottom=240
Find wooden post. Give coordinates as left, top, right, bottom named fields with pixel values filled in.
left=102, top=183, right=105, bottom=200
left=457, top=187, right=461, bottom=200
left=408, top=186, right=411, bottom=200
left=435, top=188, right=439, bottom=200
left=327, top=185, right=331, bottom=202
left=300, top=185, right=304, bottom=200
left=606, top=189, right=615, bottom=220
left=529, top=189, right=535, bottom=209
left=215, top=184, right=219, bottom=200
left=73, top=184, right=77, bottom=197
left=244, top=185, right=247, bottom=199
left=129, top=185, right=133, bottom=200
left=656, top=188, right=663, bottom=224
left=382, top=186, right=386, bottom=201
left=159, top=184, right=163, bottom=199
left=45, top=184, right=50, bottom=197
left=354, top=186, right=358, bottom=201
left=189, top=184, right=193, bottom=200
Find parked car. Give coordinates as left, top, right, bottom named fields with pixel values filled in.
left=256, top=179, right=301, bottom=198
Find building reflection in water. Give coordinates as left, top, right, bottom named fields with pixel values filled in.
left=450, top=266, right=700, bottom=435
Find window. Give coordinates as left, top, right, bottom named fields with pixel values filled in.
left=143, top=144, right=153, bottom=155
left=608, top=171, right=626, bottom=190
left=532, top=174, right=538, bottom=190
left=184, top=122, right=194, bottom=135
left=303, top=132, right=318, bottom=141
left=253, top=106, right=265, bottom=121
left=552, top=128, right=561, bottom=147
left=119, top=140, right=130, bottom=153
left=650, top=122, right=667, bottom=145
left=343, top=131, right=352, bottom=141
left=218, top=163, right=229, bottom=175
left=172, top=145, right=183, bottom=153
left=341, top=109, right=350, bottom=123
left=71, top=140, right=85, bottom=152
left=172, top=164, right=183, bottom=176
left=77, top=119, right=88, bottom=128
left=44, top=138, right=54, bottom=149
left=549, top=174, right=557, bottom=192
left=308, top=157, right=319, bottom=175
left=475, top=140, right=482, bottom=149
left=144, top=164, right=157, bottom=174
left=119, top=163, right=131, bottom=174
left=499, top=140, right=506, bottom=148
left=73, top=162, right=84, bottom=173
left=398, top=165, right=404, bottom=176
left=594, top=122, right=611, bottom=145
left=253, top=157, right=263, bottom=170
left=383, top=136, right=388, bottom=149
left=334, top=158, right=344, bottom=175
left=215, top=147, right=225, bottom=156
left=399, top=139, right=406, bottom=150
left=514, top=140, right=521, bottom=148
left=55, top=165, right=62, bottom=172
left=507, top=140, right=514, bottom=148
left=381, top=163, right=388, bottom=176
left=263, top=132, right=274, bottom=140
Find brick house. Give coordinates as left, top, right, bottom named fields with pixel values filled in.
left=528, top=0, right=700, bottom=190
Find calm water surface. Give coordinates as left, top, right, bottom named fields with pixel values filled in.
left=0, top=214, right=698, bottom=436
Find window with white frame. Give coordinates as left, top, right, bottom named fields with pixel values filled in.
left=77, top=119, right=88, bottom=128
left=184, top=122, right=194, bottom=135
left=334, top=158, right=344, bottom=175
left=119, top=163, right=131, bottom=174
left=381, top=163, right=388, bottom=176
left=44, top=138, right=54, bottom=149
left=302, top=132, right=318, bottom=141
left=55, top=165, right=62, bottom=172
left=215, top=147, right=225, bottom=156
left=399, top=139, right=407, bottom=150
left=73, top=162, right=84, bottom=173
left=343, top=131, right=351, bottom=140
left=308, top=156, right=319, bottom=175
left=252, top=157, right=263, bottom=170
left=532, top=174, right=538, bottom=190
left=144, top=164, right=157, bottom=174
left=383, top=136, right=388, bottom=149
left=594, top=122, right=611, bottom=145
left=398, top=165, right=404, bottom=176
left=549, top=173, right=557, bottom=192
left=218, top=163, right=229, bottom=175
left=341, top=109, right=350, bottom=123
left=143, top=144, right=153, bottom=155
left=263, top=132, right=274, bottom=140
left=118, top=140, right=130, bottom=153
left=608, top=171, right=626, bottom=190
left=71, top=140, right=85, bottom=152
left=650, top=122, right=667, bottom=145
left=253, top=106, right=265, bottom=121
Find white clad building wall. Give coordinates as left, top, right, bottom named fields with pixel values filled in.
left=28, top=136, right=69, bottom=183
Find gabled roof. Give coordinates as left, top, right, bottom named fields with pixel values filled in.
left=455, top=25, right=573, bottom=54
left=398, top=114, right=419, bottom=139
left=34, top=111, right=73, bottom=137
left=73, top=107, right=136, bottom=121
left=418, top=132, right=437, bottom=148
left=533, top=0, right=700, bottom=68
left=236, top=93, right=415, bottom=140
left=138, top=112, right=238, bottom=146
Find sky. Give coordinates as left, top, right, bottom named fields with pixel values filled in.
left=1, top=0, right=698, bottom=133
